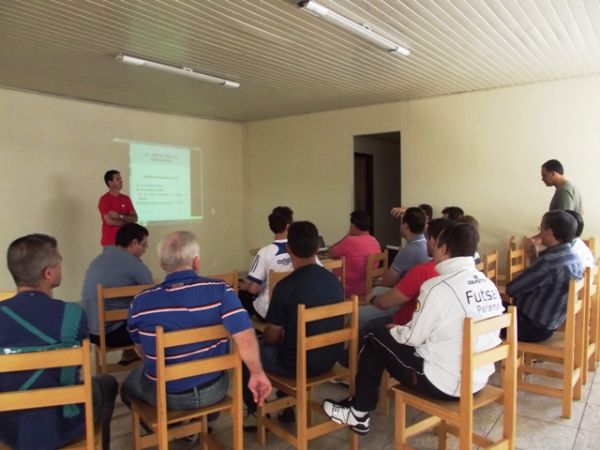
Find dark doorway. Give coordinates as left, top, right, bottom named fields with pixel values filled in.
left=354, top=153, right=374, bottom=234
left=353, top=132, right=401, bottom=246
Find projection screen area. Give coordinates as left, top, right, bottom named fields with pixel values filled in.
left=116, top=139, right=203, bottom=225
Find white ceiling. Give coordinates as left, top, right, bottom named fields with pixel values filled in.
left=1, top=0, right=599, bottom=122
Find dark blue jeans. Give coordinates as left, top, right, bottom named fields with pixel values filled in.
left=242, top=341, right=294, bottom=413
left=120, top=366, right=229, bottom=410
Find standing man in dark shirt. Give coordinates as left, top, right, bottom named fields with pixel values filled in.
left=242, top=221, right=345, bottom=419
left=0, top=234, right=117, bottom=450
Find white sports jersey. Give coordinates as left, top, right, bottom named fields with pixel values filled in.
left=571, top=238, right=595, bottom=269
left=390, top=256, right=503, bottom=397
left=247, top=240, right=292, bottom=318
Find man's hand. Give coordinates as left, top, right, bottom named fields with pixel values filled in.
left=390, top=207, right=407, bottom=218
left=248, top=371, right=272, bottom=407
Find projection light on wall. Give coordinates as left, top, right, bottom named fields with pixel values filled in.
left=116, top=54, right=240, bottom=88
left=298, top=0, right=410, bottom=56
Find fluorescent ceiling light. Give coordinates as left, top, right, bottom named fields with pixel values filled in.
left=298, top=0, right=410, bottom=56
left=116, top=53, right=240, bottom=88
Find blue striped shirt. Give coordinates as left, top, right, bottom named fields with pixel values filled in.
left=506, top=243, right=583, bottom=330
left=127, top=270, right=252, bottom=393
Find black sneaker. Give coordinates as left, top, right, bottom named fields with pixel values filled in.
left=322, top=398, right=370, bottom=435
left=277, top=406, right=295, bottom=423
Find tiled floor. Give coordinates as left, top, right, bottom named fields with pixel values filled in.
left=109, top=364, right=600, bottom=449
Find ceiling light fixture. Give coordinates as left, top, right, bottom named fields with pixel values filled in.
left=298, top=0, right=410, bottom=56
left=116, top=53, right=240, bottom=88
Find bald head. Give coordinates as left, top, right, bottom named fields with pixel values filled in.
left=157, top=231, right=200, bottom=273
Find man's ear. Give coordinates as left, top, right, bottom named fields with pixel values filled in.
left=192, top=255, right=200, bottom=272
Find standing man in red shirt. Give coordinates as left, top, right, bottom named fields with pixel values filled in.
left=98, top=170, right=138, bottom=246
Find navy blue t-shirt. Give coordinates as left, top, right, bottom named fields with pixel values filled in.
left=266, top=264, right=345, bottom=375
left=0, top=291, right=87, bottom=450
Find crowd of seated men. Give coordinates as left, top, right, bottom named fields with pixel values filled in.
left=0, top=195, right=593, bottom=447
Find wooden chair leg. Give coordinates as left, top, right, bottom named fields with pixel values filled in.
left=200, top=416, right=209, bottom=450
left=132, top=410, right=142, bottom=450
left=257, top=405, right=266, bottom=446
left=395, top=394, right=406, bottom=450
left=436, top=422, right=448, bottom=450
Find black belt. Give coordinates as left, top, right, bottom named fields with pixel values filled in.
left=176, top=374, right=223, bottom=394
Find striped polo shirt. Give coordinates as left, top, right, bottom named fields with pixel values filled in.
left=127, top=270, right=252, bottom=393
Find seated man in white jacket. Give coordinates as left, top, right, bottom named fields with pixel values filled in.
left=323, top=222, right=503, bottom=435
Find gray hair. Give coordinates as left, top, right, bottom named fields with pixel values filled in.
left=157, top=231, right=200, bottom=272
left=7, top=234, right=60, bottom=287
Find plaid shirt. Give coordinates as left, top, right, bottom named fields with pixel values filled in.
left=506, top=243, right=583, bottom=330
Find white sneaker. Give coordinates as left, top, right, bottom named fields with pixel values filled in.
left=322, top=398, right=370, bottom=435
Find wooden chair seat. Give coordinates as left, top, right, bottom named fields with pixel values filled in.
left=268, top=364, right=350, bottom=391
left=133, top=395, right=233, bottom=426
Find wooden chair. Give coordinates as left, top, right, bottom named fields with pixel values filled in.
left=517, top=278, right=585, bottom=418
left=0, top=340, right=97, bottom=450
left=208, top=270, right=239, bottom=292
left=583, top=237, right=596, bottom=257
left=365, top=250, right=389, bottom=294
left=323, top=257, right=346, bottom=289
left=257, top=296, right=360, bottom=450
left=130, top=324, right=243, bottom=450
left=583, top=263, right=600, bottom=382
left=0, top=290, right=15, bottom=301
left=95, top=283, right=154, bottom=374
left=483, top=250, right=499, bottom=286
left=268, top=269, right=292, bottom=301
left=393, top=307, right=517, bottom=450
left=505, top=246, right=525, bottom=284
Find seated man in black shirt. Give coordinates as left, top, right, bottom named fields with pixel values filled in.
left=242, top=221, right=345, bottom=422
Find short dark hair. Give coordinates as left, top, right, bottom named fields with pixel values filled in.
left=7, top=234, right=60, bottom=287
left=350, top=210, right=370, bottom=231
left=459, top=215, right=479, bottom=233
left=426, top=218, right=454, bottom=241
left=542, top=159, right=564, bottom=175
left=287, top=221, right=319, bottom=258
left=441, top=206, right=464, bottom=221
left=437, top=223, right=479, bottom=258
left=542, top=210, right=577, bottom=243
left=115, top=223, right=149, bottom=247
left=104, top=170, right=120, bottom=186
left=564, top=210, right=584, bottom=238
left=268, top=206, right=294, bottom=234
left=418, top=203, right=433, bottom=220
left=401, top=207, right=426, bottom=233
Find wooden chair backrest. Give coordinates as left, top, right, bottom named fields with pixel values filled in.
left=506, top=247, right=525, bottom=284
left=460, top=307, right=517, bottom=448
left=365, top=250, right=389, bottom=293
left=208, top=271, right=239, bottom=292
left=296, top=296, right=359, bottom=392
left=0, top=340, right=95, bottom=450
left=483, top=250, right=499, bottom=285
left=268, top=270, right=293, bottom=302
left=96, top=283, right=154, bottom=374
left=583, top=237, right=596, bottom=257
left=154, top=325, right=241, bottom=449
left=0, top=291, right=15, bottom=301
left=322, top=257, right=346, bottom=289
left=584, top=263, right=600, bottom=377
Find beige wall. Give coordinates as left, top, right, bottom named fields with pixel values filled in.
left=0, top=88, right=246, bottom=301
left=246, top=75, right=600, bottom=265
left=243, top=102, right=408, bottom=257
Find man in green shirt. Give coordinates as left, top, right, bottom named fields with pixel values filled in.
left=541, top=159, right=583, bottom=214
